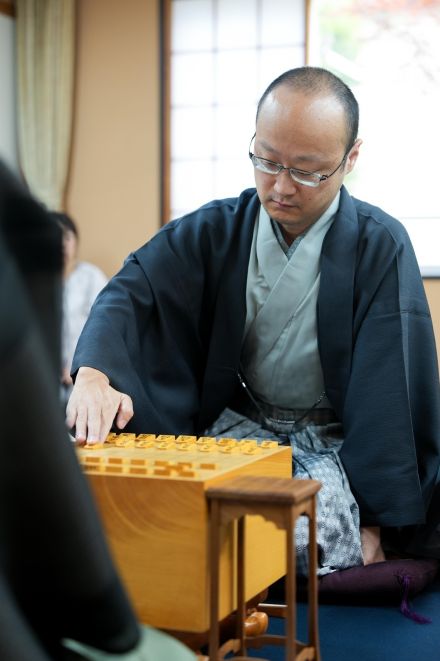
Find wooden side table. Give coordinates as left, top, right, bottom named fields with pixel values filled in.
left=206, top=476, right=321, bottom=661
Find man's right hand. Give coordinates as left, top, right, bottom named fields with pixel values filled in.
left=66, top=366, right=134, bottom=444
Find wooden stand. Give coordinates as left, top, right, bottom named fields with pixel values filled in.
left=206, top=476, right=321, bottom=661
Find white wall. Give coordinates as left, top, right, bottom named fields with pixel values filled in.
left=0, top=13, right=18, bottom=173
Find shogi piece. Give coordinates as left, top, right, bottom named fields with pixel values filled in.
left=77, top=435, right=291, bottom=632
left=206, top=475, right=321, bottom=661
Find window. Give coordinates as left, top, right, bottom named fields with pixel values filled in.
left=0, top=9, right=18, bottom=172
left=164, top=0, right=308, bottom=221
left=309, top=0, right=440, bottom=275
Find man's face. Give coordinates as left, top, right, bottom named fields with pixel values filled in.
left=254, top=86, right=361, bottom=242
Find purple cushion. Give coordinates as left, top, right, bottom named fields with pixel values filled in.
left=314, top=558, right=439, bottom=605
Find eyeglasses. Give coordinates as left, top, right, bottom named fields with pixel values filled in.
left=248, top=134, right=351, bottom=188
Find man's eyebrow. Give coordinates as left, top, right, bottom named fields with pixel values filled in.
left=257, top=139, right=323, bottom=166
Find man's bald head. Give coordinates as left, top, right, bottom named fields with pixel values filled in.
left=256, top=67, right=359, bottom=153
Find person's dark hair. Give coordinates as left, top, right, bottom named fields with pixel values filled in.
left=51, top=212, right=79, bottom=239
left=256, top=66, right=359, bottom=152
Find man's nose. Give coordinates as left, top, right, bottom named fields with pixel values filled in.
left=273, top=169, right=299, bottom=195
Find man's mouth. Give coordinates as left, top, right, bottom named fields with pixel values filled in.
left=271, top=198, right=296, bottom=209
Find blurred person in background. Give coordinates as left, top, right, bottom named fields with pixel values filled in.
left=52, top=213, right=107, bottom=407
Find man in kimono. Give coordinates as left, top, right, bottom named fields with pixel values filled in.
left=67, top=67, right=440, bottom=574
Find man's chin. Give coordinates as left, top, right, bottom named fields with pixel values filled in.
left=270, top=210, right=303, bottom=228
left=265, top=200, right=298, bottom=219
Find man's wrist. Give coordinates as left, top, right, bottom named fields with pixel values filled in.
left=77, top=365, right=110, bottom=385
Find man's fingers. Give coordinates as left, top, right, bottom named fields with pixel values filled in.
left=72, top=408, right=87, bottom=443
left=65, top=398, right=78, bottom=431
left=85, top=410, right=105, bottom=443
left=71, top=403, right=102, bottom=444
left=65, top=368, right=133, bottom=443
left=115, top=394, right=134, bottom=429
left=96, top=416, right=114, bottom=444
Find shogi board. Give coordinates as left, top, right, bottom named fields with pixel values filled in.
left=77, top=433, right=292, bottom=633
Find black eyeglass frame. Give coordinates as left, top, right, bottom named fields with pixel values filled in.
left=248, top=133, right=353, bottom=188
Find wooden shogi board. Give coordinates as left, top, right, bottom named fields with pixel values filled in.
left=77, top=432, right=292, bottom=632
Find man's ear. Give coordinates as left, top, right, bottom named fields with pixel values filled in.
left=345, top=138, right=362, bottom=175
